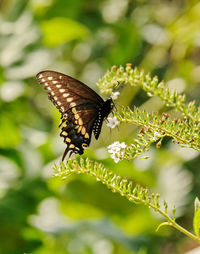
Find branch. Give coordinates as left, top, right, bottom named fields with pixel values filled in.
left=97, top=64, right=200, bottom=123
left=53, top=158, right=200, bottom=243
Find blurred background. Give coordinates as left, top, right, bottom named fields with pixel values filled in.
left=0, top=0, right=200, bottom=253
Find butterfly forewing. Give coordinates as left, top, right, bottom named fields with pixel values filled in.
left=36, top=71, right=103, bottom=113
left=36, top=70, right=113, bottom=161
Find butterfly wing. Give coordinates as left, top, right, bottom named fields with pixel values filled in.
left=60, top=105, right=98, bottom=160
left=36, top=70, right=105, bottom=160
left=36, top=70, right=104, bottom=114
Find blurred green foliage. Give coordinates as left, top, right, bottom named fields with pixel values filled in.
left=0, top=0, right=200, bottom=253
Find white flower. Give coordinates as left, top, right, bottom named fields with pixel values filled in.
left=106, top=116, right=119, bottom=128
left=110, top=153, right=120, bottom=163
left=111, top=91, right=120, bottom=100
left=107, top=141, right=127, bottom=163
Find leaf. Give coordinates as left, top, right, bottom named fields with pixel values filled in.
left=193, top=198, right=200, bottom=236
left=41, top=17, right=90, bottom=47
left=194, top=197, right=200, bottom=213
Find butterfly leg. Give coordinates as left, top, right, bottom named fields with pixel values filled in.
left=62, top=147, right=69, bottom=161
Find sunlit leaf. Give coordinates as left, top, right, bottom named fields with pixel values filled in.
left=41, top=17, right=90, bottom=46
left=193, top=198, right=200, bottom=236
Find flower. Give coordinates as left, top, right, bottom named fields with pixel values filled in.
left=106, top=116, right=119, bottom=128
left=110, top=153, right=120, bottom=163
left=111, top=91, right=120, bottom=100
left=107, top=141, right=127, bottom=163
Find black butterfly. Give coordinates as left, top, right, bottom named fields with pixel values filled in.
left=36, top=71, right=114, bottom=161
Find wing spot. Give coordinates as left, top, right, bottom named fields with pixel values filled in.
left=48, top=77, right=53, bottom=80
left=70, top=102, right=76, bottom=108
left=56, top=84, right=62, bottom=88
left=38, top=74, right=43, bottom=79
left=44, top=82, right=48, bottom=86
left=52, top=80, right=58, bottom=84
left=74, top=114, right=79, bottom=120
left=59, top=75, right=63, bottom=79
left=57, top=101, right=61, bottom=106
left=41, top=78, right=46, bottom=82
left=47, top=87, right=51, bottom=91
left=72, top=108, right=77, bottom=114
left=77, top=126, right=82, bottom=133
left=66, top=97, right=73, bottom=102
left=85, top=133, right=89, bottom=139
left=69, top=144, right=75, bottom=149
left=81, top=127, right=86, bottom=135
left=63, top=93, right=69, bottom=97
left=78, top=118, right=83, bottom=126
left=54, top=96, right=58, bottom=101
left=82, top=143, right=88, bottom=149
left=59, top=89, right=65, bottom=93
left=61, top=106, right=65, bottom=112
left=65, top=137, right=71, bottom=143
left=51, top=91, right=55, bottom=96
left=62, top=131, right=68, bottom=136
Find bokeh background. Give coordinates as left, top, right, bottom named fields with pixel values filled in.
left=1, top=0, right=200, bottom=253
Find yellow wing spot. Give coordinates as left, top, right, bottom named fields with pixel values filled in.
left=81, top=127, right=86, bottom=135
left=74, top=120, right=78, bottom=124
left=75, top=147, right=80, bottom=151
left=62, top=131, right=68, bottom=136
left=77, top=126, right=82, bottom=133
left=65, top=137, right=71, bottom=143
left=63, top=122, right=68, bottom=127
left=61, top=106, right=65, bottom=112
left=82, top=143, right=88, bottom=149
left=78, top=118, right=83, bottom=126
left=75, top=125, right=79, bottom=129
left=69, top=144, right=75, bottom=149
left=85, top=133, right=89, bottom=139
left=74, top=114, right=79, bottom=120
left=72, top=108, right=77, bottom=114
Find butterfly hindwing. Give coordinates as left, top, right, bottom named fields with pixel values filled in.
left=60, top=105, right=98, bottom=159
left=36, top=70, right=114, bottom=161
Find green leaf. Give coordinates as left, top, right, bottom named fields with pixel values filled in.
left=193, top=198, right=200, bottom=236
left=41, top=17, right=90, bottom=47
left=194, top=197, right=200, bottom=213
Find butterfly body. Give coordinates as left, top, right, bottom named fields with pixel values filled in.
left=36, top=71, right=114, bottom=161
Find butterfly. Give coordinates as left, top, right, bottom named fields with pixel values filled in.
left=36, top=70, right=114, bottom=161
